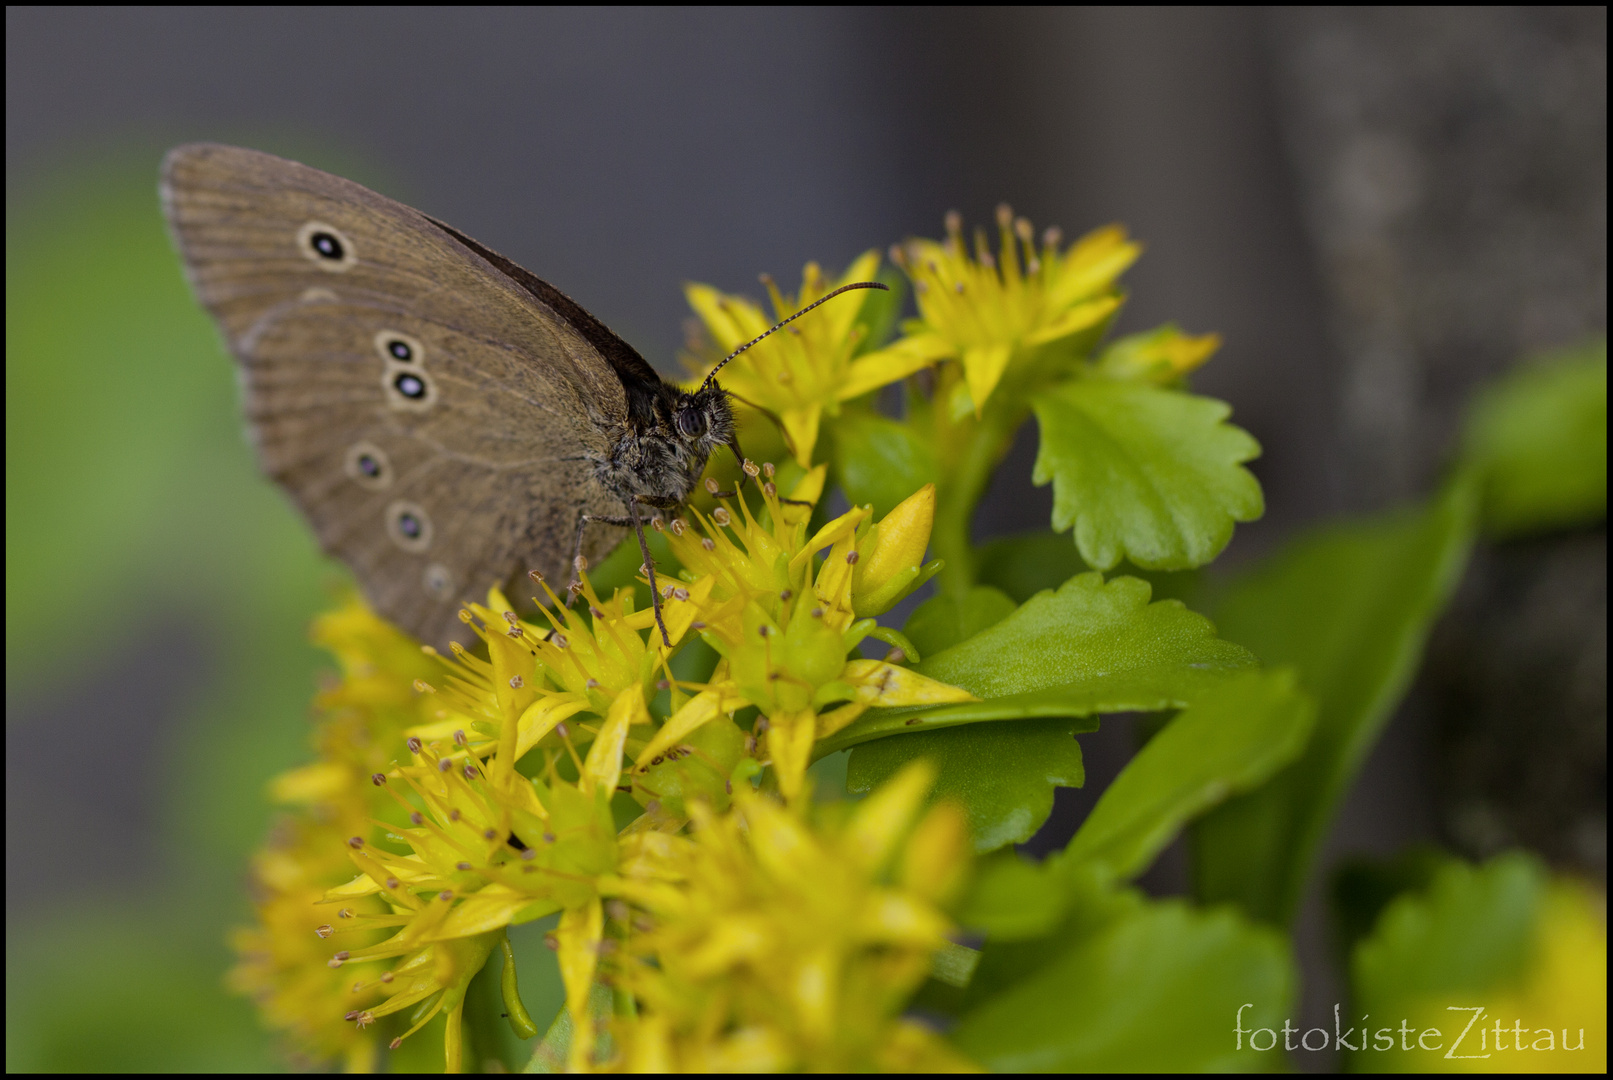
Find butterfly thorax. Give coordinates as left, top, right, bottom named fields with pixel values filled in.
left=598, top=382, right=735, bottom=508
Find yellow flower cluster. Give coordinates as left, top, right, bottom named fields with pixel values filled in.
left=600, top=761, right=975, bottom=1072
left=241, top=468, right=971, bottom=1070
left=237, top=219, right=1224, bottom=1071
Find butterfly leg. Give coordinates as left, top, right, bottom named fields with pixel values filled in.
left=629, top=495, right=686, bottom=648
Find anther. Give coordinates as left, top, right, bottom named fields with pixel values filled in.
left=661, top=584, right=674, bottom=598
left=439, top=890, right=454, bottom=901
left=763, top=482, right=776, bottom=498
left=885, top=648, right=907, bottom=663
left=712, top=508, right=731, bottom=526
left=529, top=570, right=545, bottom=583
left=555, top=723, right=569, bottom=738
left=448, top=809, right=461, bottom=822
left=503, top=610, right=520, bottom=624
left=701, top=537, right=715, bottom=551
left=705, top=478, right=720, bottom=494
left=1043, top=225, right=1062, bottom=248
left=945, top=209, right=963, bottom=235
left=811, top=607, right=824, bottom=618
left=657, top=679, right=670, bottom=690
left=338, top=908, right=353, bottom=918
left=454, top=729, right=467, bottom=745
left=552, top=633, right=568, bottom=649
left=371, top=773, right=386, bottom=786
left=573, top=555, right=588, bottom=572
left=410, top=812, right=424, bottom=825
left=386, top=877, right=400, bottom=889
left=757, top=625, right=771, bottom=637
left=585, top=678, right=599, bottom=689
left=463, top=763, right=477, bottom=779
left=589, top=605, right=605, bottom=618
left=691, top=621, right=707, bottom=631
left=650, top=516, right=664, bottom=531
left=348, top=836, right=364, bottom=849
left=507, top=625, right=524, bottom=638
left=413, top=679, right=434, bottom=693
left=380, top=972, right=394, bottom=983
left=521, top=847, right=537, bottom=861
left=743, top=459, right=760, bottom=477
left=1014, top=217, right=1033, bottom=242
left=407, top=736, right=423, bottom=753
left=316, top=924, right=334, bottom=939
left=606, top=899, right=630, bottom=922
left=671, top=518, right=687, bottom=535
left=456, top=861, right=472, bottom=871
left=438, top=759, right=452, bottom=772
left=672, top=587, right=689, bottom=601
left=762, top=461, right=776, bottom=478
left=996, top=203, right=1013, bottom=228
left=846, top=550, right=861, bottom=564
left=509, top=675, right=523, bottom=689
left=780, top=589, right=793, bottom=601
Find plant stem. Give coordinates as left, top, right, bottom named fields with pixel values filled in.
left=931, top=395, right=1028, bottom=597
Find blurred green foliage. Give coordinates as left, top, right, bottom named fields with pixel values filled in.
left=1462, top=339, right=1607, bottom=538
left=6, top=149, right=353, bottom=1071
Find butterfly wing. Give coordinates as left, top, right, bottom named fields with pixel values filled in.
left=162, top=143, right=632, bottom=649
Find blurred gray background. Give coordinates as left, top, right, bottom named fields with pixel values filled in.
left=7, top=7, right=1604, bottom=1071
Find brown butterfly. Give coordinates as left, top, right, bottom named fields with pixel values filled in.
left=161, top=144, right=879, bottom=650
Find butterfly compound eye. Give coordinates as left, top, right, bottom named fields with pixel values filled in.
left=676, top=406, right=706, bottom=438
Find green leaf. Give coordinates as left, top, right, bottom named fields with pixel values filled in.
left=1061, top=669, right=1315, bottom=880
left=1354, top=854, right=1544, bottom=1009
left=955, top=851, right=1072, bottom=941
left=902, top=584, right=1015, bottom=656
left=845, top=718, right=1084, bottom=853
left=831, top=411, right=936, bottom=519
left=950, top=897, right=1294, bottom=1072
left=1461, top=338, right=1607, bottom=537
left=1349, top=854, right=1609, bottom=1072
left=818, top=573, right=1255, bottom=755
left=1031, top=380, right=1263, bottom=570
left=918, top=572, right=1254, bottom=700
left=1191, top=481, right=1478, bottom=924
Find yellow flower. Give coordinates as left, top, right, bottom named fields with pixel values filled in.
left=656, top=471, right=967, bottom=800
left=597, top=760, right=977, bottom=1072
left=892, top=207, right=1140, bottom=413
left=685, top=253, right=936, bottom=465
left=228, top=597, right=441, bottom=1070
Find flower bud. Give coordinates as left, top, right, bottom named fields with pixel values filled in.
left=852, top=484, right=936, bottom=615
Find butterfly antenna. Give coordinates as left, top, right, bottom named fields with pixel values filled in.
left=700, top=280, right=888, bottom=392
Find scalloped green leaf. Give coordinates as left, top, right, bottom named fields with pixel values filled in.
left=1031, top=380, right=1263, bottom=570
left=1061, top=669, right=1315, bottom=880
left=819, top=573, right=1256, bottom=755
left=950, top=896, right=1294, bottom=1072
left=1461, top=338, right=1606, bottom=537
left=846, top=718, right=1084, bottom=853
left=820, top=573, right=1254, bottom=758
left=1192, top=480, right=1477, bottom=924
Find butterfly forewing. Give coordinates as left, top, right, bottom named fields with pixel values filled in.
left=162, top=143, right=632, bottom=648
